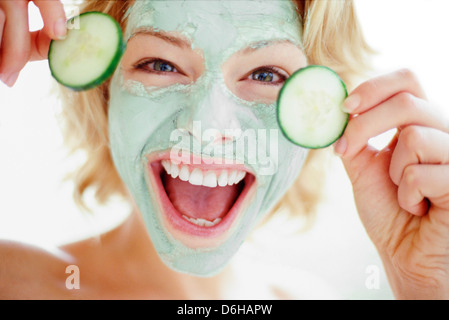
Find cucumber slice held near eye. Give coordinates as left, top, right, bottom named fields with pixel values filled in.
left=277, top=65, right=349, bottom=149
left=48, top=11, right=126, bottom=91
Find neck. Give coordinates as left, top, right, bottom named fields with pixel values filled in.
left=100, top=205, right=234, bottom=299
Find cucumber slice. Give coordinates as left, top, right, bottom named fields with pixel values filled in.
left=48, top=11, right=125, bottom=91
left=277, top=65, right=349, bottom=149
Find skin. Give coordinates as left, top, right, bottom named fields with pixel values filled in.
left=1, top=0, right=449, bottom=299
left=335, top=70, right=449, bottom=299
left=0, top=0, right=67, bottom=86
left=109, top=0, right=309, bottom=276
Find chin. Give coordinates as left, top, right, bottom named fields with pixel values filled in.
left=129, top=142, right=304, bottom=276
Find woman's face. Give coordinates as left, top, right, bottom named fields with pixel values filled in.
left=108, top=0, right=308, bottom=276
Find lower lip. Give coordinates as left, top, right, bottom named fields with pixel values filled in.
left=146, top=161, right=256, bottom=239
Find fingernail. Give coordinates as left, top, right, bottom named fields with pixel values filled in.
left=54, top=18, right=67, bottom=40
left=342, top=94, right=360, bottom=113
left=3, top=72, right=19, bottom=87
left=334, top=136, right=347, bottom=157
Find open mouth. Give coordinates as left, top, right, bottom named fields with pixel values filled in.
left=145, top=153, right=257, bottom=240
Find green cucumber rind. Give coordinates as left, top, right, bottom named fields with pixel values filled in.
left=48, top=11, right=126, bottom=91
left=276, top=65, right=349, bottom=149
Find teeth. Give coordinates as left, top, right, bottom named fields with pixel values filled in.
left=170, top=163, right=179, bottom=179
left=161, top=160, right=171, bottom=175
left=235, top=171, right=246, bottom=184
left=217, top=170, right=228, bottom=187
left=178, top=165, right=190, bottom=181
left=189, top=168, right=203, bottom=185
left=161, top=160, right=247, bottom=188
left=228, top=170, right=237, bottom=185
left=203, top=171, right=217, bottom=188
left=182, top=215, right=222, bottom=227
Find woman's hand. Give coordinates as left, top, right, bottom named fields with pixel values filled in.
left=0, top=0, right=66, bottom=87
left=334, top=69, right=449, bottom=299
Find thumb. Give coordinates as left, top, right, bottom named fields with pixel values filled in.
left=29, top=0, right=67, bottom=61
left=34, top=0, right=67, bottom=40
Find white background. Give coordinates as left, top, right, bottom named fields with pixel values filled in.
left=0, top=0, right=448, bottom=299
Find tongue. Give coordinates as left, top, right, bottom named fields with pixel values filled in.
left=164, top=174, right=241, bottom=221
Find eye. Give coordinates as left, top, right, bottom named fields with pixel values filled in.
left=248, top=67, right=288, bottom=85
left=134, top=58, right=180, bottom=74
left=153, top=60, right=177, bottom=72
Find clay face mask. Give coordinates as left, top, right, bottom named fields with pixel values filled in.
left=108, top=0, right=308, bottom=276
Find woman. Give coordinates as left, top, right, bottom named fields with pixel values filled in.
left=1, top=0, right=448, bottom=299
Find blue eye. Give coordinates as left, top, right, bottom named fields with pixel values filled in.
left=135, top=59, right=178, bottom=73
left=249, top=67, right=286, bottom=84
left=252, top=70, right=274, bottom=82
left=153, top=60, right=176, bottom=72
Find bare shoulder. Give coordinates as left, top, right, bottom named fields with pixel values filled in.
left=0, top=239, right=78, bottom=299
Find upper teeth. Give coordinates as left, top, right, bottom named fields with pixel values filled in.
left=161, top=160, right=246, bottom=188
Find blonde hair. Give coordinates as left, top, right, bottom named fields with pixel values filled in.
left=58, top=0, right=373, bottom=220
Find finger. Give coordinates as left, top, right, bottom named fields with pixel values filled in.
left=29, top=29, right=51, bottom=61
left=33, top=0, right=67, bottom=40
left=397, top=164, right=449, bottom=216
left=343, top=68, right=427, bottom=114
left=0, top=0, right=30, bottom=86
left=390, top=126, right=449, bottom=185
left=0, top=7, right=5, bottom=47
left=340, top=92, right=449, bottom=160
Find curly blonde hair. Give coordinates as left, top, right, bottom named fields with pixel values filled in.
left=58, top=0, right=373, bottom=220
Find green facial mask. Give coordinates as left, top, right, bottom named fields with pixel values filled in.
left=108, top=0, right=308, bottom=276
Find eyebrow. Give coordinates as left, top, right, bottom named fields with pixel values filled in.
left=129, top=28, right=303, bottom=55
left=241, top=39, right=301, bottom=54
left=129, top=28, right=192, bottom=48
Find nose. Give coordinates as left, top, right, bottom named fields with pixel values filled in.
left=176, top=83, right=241, bottom=145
